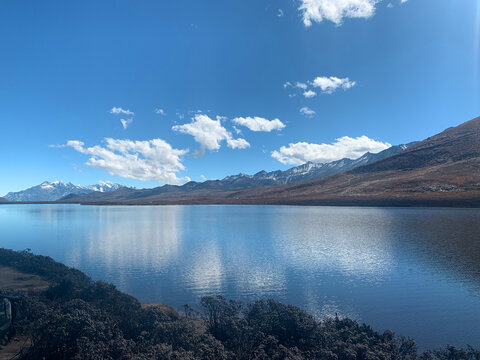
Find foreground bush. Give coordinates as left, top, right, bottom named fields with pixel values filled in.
left=1, top=248, right=479, bottom=360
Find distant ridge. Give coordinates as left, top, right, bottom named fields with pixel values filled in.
left=60, top=142, right=415, bottom=203
left=232, top=116, right=480, bottom=206
left=4, top=181, right=128, bottom=202
left=0, top=197, right=8, bottom=203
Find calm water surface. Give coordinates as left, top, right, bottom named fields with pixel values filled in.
left=1, top=204, right=480, bottom=349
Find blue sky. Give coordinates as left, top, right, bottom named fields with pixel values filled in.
left=1, top=0, right=479, bottom=194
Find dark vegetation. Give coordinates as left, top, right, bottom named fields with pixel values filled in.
left=1, top=248, right=479, bottom=360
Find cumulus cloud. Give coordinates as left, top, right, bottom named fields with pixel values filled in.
left=172, top=114, right=250, bottom=156
left=300, top=107, right=315, bottom=116
left=232, top=116, right=285, bottom=132
left=155, top=108, right=166, bottom=115
left=120, top=118, right=133, bottom=129
left=271, top=136, right=391, bottom=165
left=303, top=90, right=317, bottom=98
left=110, top=107, right=134, bottom=116
left=312, top=76, right=356, bottom=94
left=299, top=0, right=379, bottom=26
left=60, top=138, right=190, bottom=184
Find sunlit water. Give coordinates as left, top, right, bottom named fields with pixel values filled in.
left=1, top=204, right=480, bottom=349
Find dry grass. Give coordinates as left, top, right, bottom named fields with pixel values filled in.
left=0, top=266, right=49, bottom=294
left=0, top=336, right=30, bottom=360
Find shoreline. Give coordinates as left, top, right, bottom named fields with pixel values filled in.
left=2, top=199, right=480, bottom=208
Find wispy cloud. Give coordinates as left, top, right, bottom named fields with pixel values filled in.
left=300, top=107, right=315, bottom=117
left=303, top=90, right=317, bottom=98
left=299, top=0, right=379, bottom=26
left=232, top=116, right=285, bottom=132
left=58, top=138, right=190, bottom=184
left=155, top=108, right=166, bottom=115
left=312, top=76, right=356, bottom=94
left=272, top=136, right=391, bottom=165
left=172, top=114, right=250, bottom=156
left=285, top=76, right=355, bottom=97
left=295, top=82, right=308, bottom=90
left=278, top=9, right=284, bottom=17
left=110, top=107, right=134, bottom=116
left=120, top=118, right=133, bottom=129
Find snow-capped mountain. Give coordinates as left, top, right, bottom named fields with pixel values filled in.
left=219, top=142, right=417, bottom=186
left=4, top=181, right=128, bottom=202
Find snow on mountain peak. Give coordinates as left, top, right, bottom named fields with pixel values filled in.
left=4, top=181, right=128, bottom=202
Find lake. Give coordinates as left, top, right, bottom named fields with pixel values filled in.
left=1, top=204, right=480, bottom=349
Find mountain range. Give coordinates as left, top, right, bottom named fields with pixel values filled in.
left=61, top=116, right=480, bottom=207
left=3, top=116, right=479, bottom=206
left=3, top=181, right=127, bottom=202
left=59, top=143, right=414, bottom=203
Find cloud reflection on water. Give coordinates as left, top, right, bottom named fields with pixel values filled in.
left=4, top=205, right=480, bottom=349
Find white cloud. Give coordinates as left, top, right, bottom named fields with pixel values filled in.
left=61, top=138, right=190, bottom=184
left=232, top=116, right=285, bottom=132
left=271, top=136, right=391, bottom=165
left=120, top=118, right=133, bottom=129
left=299, top=0, right=379, bottom=26
left=312, top=76, right=356, bottom=94
left=200, top=175, right=207, bottom=181
left=303, top=90, right=317, bottom=98
left=300, top=107, right=316, bottom=116
left=295, top=82, right=308, bottom=89
left=387, top=3, right=394, bottom=8
left=110, top=107, right=134, bottom=116
left=285, top=76, right=355, bottom=97
left=155, top=108, right=166, bottom=115
left=172, top=114, right=250, bottom=155
left=285, top=81, right=308, bottom=90
left=400, top=0, right=407, bottom=3
left=278, top=9, right=284, bottom=17
left=233, top=125, right=242, bottom=135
